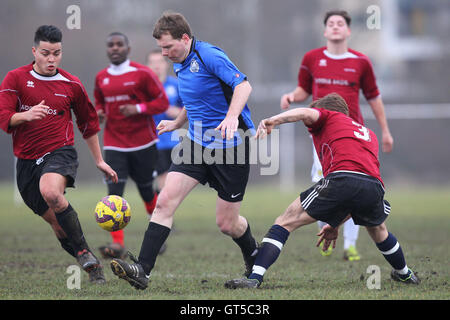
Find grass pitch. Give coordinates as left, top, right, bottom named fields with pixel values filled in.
left=0, top=183, right=448, bottom=301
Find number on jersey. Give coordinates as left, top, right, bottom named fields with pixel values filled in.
left=352, top=121, right=371, bottom=142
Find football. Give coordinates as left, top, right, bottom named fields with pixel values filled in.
left=94, top=195, right=131, bottom=232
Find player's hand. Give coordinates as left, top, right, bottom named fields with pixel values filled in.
left=255, top=118, right=274, bottom=139
left=96, top=161, right=118, bottom=183
left=97, top=109, right=106, bottom=124
left=381, top=131, right=394, bottom=153
left=280, top=93, right=294, bottom=110
left=26, top=100, right=50, bottom=122
left=119, top=104, right=139, bottom=117
left=215, top=116, right=239, bottom=140
left=316, top=224, right=338, bottom=252
left=157, top=120, right=179, bottom=134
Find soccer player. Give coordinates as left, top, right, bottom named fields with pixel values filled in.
left=280, top=10, right=394, bottom=260
left=94, top=32, right=169, bottom=259
left=146, top=49, right=183, bottom=192
left=110, top=11, right=259, bottom=290
left=0, top=25, right=118, bottom=283
left=225, top=93, right=419, bottom=289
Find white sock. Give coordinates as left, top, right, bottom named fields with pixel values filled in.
left=343, top=218, right=359, bottom=249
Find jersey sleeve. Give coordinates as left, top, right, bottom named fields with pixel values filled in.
left=71, top=79, right=100, bottom=139
left=306, top=108, right=327, bottom=133
left=297, top=52, right=313, bottom=94
left=0, top=71, right=19, bottom=134
left=136, top=68, right=169, bottom=115
left=93, top=74, right=105, bottom=112
left=360, top=57, right=380, bottom=101
left=200, top=46, right=247, bottom=90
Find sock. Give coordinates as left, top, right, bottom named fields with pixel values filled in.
left=317, top=220, right=327, bottom=230
left=58, top=237, right=76, bottom=257
left=376, top=232, right=409, bottom=277
left=144, top=193, right=158, bottom=217
left=343, top=218, right=359, bottom=249
left=138, top=222, right=171, bottom=275
left=111, top=230, right=124, bottom=247
left=249, top=224, right=290, bottom=283
left=232, top=223, right=258, bottom=258
left=55, top=204, right=89, bottom=254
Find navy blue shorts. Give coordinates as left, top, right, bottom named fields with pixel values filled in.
left=300, top=172, right=391, bottom=227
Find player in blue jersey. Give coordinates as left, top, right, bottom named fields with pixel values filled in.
left=110, top=11, right=259, bottom=290
left=147, top=49, right=183, bottom=192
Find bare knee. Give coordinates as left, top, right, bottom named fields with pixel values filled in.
left=216, top=215, right=236, bottom=236
left=40, top=187, right=66, bottom=212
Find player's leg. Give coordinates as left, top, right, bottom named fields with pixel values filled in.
left=129, top=145, right=159, bottom=218
left=100, top=150, right=128, bottom=258
left=110, top=171, right=199, bottom=289
left=343, top=218, right=360, bottom=261
left=366, top=222, right=419, bottom=284
left=41, top=208, right=76, bottom=257
left=39, top=173, right=95, bottom=263
left=225, top=197, right=316, bottom=288
left=215, top=198, right=258, bottom=277
left=310, top=139, right=332, bottom=256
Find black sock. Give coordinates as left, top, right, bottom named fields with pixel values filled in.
left=138, top=222, right=171, bottom=275
left=55, top=204, right=89, bottom=254
left=58, top=237, right=76, bottom=257
left=233, top=223, right=258, bottom=258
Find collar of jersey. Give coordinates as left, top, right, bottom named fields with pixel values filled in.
left=107, top=59, right=137, bottom=76
left=323, top=49, right=358, bottom=60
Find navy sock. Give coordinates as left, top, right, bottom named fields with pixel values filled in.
left=138, top=222, right=171, bottom=275
left=249, top=224, right=290, bottom=283
left=376, top=232, right=409, bottom=276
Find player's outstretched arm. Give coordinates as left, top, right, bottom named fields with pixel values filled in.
left=368, top=96, right=394, bottom=153
left=255, top=107, right=320, bottom=139
left=84, top=134, right=118, bottom=183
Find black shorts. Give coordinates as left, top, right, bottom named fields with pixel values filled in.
left=104, top=144, right=157, bottom=188
left=169, top=137, right=250, bottom=202
left=300, top=172, right=390, bottom=227
left=16, top=146, right=79, bottom=216
left=154, top=148, right=173, bottom=176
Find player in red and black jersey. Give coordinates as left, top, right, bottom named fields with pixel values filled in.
left=280, top=10, right=394, bottom=260
left=225, top=93, right=419, bottom=289
left=0, top=25, right=118, bottom=283
left=94, top=32, right=169, bottom=259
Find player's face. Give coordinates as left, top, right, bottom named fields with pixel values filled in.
left=147, top=52, right=168, bottom=79
left=156, top=33, right=190, bottom=64
left=32, top=41, right=62, bottom=76
left=106, top=35, right=130, bottom=65
left=324, top=15, right=350, bottom=42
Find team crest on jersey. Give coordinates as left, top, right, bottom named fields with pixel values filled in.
left=27, top=80, right=35, bottom=88
left=319, top=59, right=327, bottom=67
left=190, top=59, right=199, bottom=73
left=103, top=77, right=110, bottom=85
